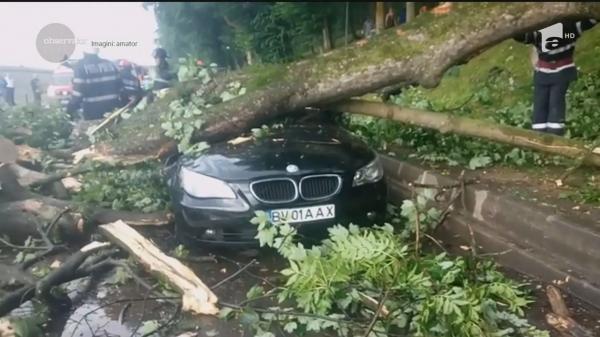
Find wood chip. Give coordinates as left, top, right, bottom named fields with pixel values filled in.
left=61, top=177, right=83, bottom=192
left=227, top=136, right=253, bottom=145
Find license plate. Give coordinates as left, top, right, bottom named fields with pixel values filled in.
left=269, top=204, right=335, bottom=224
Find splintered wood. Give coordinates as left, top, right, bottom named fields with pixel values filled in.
left=98, top=220, right=219, bottom=315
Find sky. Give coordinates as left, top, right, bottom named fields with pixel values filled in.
left=0, top=2, right=159, bottom=70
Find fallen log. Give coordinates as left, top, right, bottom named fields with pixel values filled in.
left=545, top=285, right=594, bottom=337
left=0, top=198, right=172, bottom=244
left=329, top=99, right=600, bottom=167
left=98, top=220, right=219, bottom=315
left=15, top=144, right=43, bottom=166
left=96, top=3, right=600, bottom=158
left=0, top=199, right=84, bottom=244
left=0, top=136, right=18, bottom=164
left=546, top=284, right=570, bottom=318
left=28, top=164, right=93, bottom=189
left=546, top=313, right=594, bottom=337
left=7, top=163, right=49, bottom=187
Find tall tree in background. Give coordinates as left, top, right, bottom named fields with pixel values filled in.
left=146, top=2, right=375, bottom=65
left=375, top=2, right=385, bottom=32
left=406, top=2, right=416, bottom=22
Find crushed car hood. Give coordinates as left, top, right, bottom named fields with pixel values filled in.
left=181, top=125, right=376, bottom=181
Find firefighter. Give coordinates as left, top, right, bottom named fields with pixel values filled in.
left=67, top=46, right=122, bottom=120
left=151, top=47, right=176, bottom=91
left=514, top=19, right=597, bottom=136
left=117, top=59, right=142, bottom=107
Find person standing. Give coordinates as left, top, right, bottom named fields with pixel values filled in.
left=67, top=46, right=122, bottom=120
left=4, top=74, right=15, bottom=106
left=514, top=18, right=597, bottom=136
left=30, top=74, right=42, bottom=106
left=0, top=76, right=6, bottom=105
left=363, top=18, right=374, bottom=39
left=385, top=7, right=397, bottom=29
left=117, top=59, right=142, bottom=107
left=151, top=47, right=175, bottom=91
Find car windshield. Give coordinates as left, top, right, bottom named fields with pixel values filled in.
left=52, top=74, right=72, bottom=86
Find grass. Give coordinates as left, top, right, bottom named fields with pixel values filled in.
left=417, top=25, right=600, bottom=118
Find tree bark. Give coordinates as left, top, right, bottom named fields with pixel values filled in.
left=329, top=99, right=600, bottom=167
left=545, top=285, right=594, bottom=337
left=246, top=50, right=253, bottom=65
left=98, top=220, right=219, bottom=315
left=375, top=2, right=385, bottom=32
left=323, top=16, right=333, bottom=52
left=406, top=2, right=416, bottom=22
left=98, top=3, right=600, bottom=158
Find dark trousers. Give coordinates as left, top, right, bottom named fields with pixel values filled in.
left=33, top=93, right=41, bottom=106
left=4, top=88, right=15, bottom=106
left=532, top=72, right=574, bottom=136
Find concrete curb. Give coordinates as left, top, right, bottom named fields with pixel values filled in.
left=380, top=154, right=600, bottom=309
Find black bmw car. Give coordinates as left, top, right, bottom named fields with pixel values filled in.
left=164, top=115, right=387, bottom=247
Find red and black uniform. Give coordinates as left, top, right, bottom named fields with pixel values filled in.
left=119, top=66, right=142, bottom=106
left=514, top=19, right=596, bottom=135
left=67, top=53, right=122, bottom=120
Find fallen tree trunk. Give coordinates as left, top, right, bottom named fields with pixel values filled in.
left=0, top=164, right=170, bottom=244
left=0, top=198, right=172, bottom=244
left=0, top=199, right=84, bottom=244
left=97, top=3, right=600, bottom=158
left=98, top=220, right=219, bottom=315
left=329, top=99, right=600, bottom=167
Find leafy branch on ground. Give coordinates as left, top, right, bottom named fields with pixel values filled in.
left=73, top=163, right=170, bottom=213
left=219, top=191, right=549, bottom=337
left=0, top=103, right=73, bottom=150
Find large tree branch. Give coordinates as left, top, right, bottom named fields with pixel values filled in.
left=329, top=99, right=600, bottom=167
left=98, top=220, right=219, bottom=315
left=99, top=2, right=600, bottom=157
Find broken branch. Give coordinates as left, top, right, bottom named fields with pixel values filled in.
left=98, top=220, right=219, bottom=315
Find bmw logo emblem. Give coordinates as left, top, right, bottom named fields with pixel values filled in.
left=286, top=164, right=299, bottom=173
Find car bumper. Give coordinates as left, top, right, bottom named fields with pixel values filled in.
left=173, top=180, right=387, bottom=247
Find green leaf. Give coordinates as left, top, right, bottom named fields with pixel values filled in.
left=205, top=329, right=219, bottom=337
left=102, top=266, right=132, bottom=285
left=11, top=318, right=43, bottom=337
left=239, top=310, right=260, bottom=326
left=255, top=226, right=276, bottom=247
left=468, top=156, right=492, bottom=170
left=251, top=211, right=269, bottom=226
left=306, top=319, right=322, bottom=332
left=254, top=331, right=275, bottom=337
left=220, top=91, right=237, bottom=102
left=138, top=320, right=160, bottom=336
left=283, top=321, right=298, bottom=333
left=218, top=307, right=235, bottom=320
left=246, top=285, right=265, bottom=300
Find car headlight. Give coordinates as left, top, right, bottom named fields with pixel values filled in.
left=179, top=167, right=236, bottom=199
left=353, top=157, right=384, bottom=187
